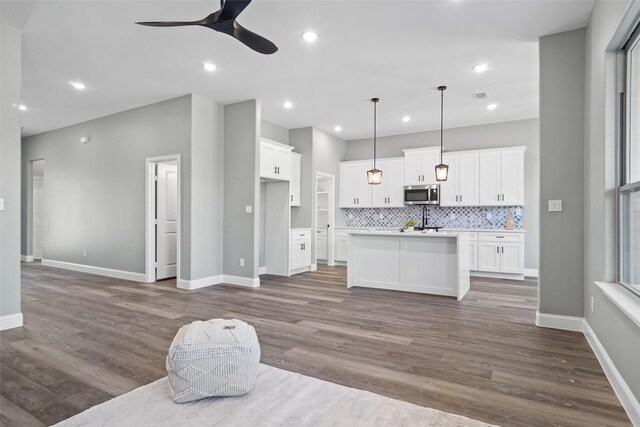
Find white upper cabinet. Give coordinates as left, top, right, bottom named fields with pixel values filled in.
left=441, top=152, right=480, bottom=206
left=260, top=139, right=293, bottom=181
left=340, top=161, right=372, bottom=208
left=290, top=152, right=302, bottom=207
left=371, top=158, right=404, bottom=207
left=479, top=147, right=525, bottom=206
left=403, top=147, right=440, bottom=185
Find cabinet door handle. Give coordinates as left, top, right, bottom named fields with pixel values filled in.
left=460, top=195, right=462, bottom=202
left=357, top=198, right=359, bottom=204
left=496, top=246, right=499, bottom=253
left=502, top=246, right=504, bottom=253
left=502, top=194, right=505, bottom=201
left=418, top=174, right=421, bottom=182
left=388, top=197, right=390, bottom=203
left=498, top=194, right=500, bottom=201
left=455, top=195, right=458, bottom=202
left=291, top=195, right=293, bottom=202
left=354, top=198, right=356, bottom=204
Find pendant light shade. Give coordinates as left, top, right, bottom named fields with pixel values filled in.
left=367, top=97, right=382, bottom=185
left=435, top=85, right=448, bottom=182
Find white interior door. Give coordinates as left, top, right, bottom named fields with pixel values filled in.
left=156, top=163, right=178, bottom=280
left=33, top=176, right=45, bottom=259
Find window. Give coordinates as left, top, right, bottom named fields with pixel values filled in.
left=621, top=28, right=640, bottom=297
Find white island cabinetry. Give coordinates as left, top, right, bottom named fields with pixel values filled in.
left=347, top=231, right=471, bottom=300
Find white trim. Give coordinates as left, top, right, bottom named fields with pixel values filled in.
left=259, top=266, right=266, bottom=275
left=315, top=172, right=335, bottom=267
left=21, top=255, right=34, bottom=262
left=584, top=321, right=640, bottom=426
left=222, top=275, right=260, bottom=288
left=0, top=313, right=23, bottom=330
left=535, top=310, right=585, bottom=332
left=177, top=275, right=224, bottom=290
left=524, top=268, right=539, bottom=278
left=145, top=155, right=181, bottom=284
left=310, top=263, right=318, bottom=272
left=595, top=281, right=640, bottom=328
left=41, top=259, right=146, bottom=282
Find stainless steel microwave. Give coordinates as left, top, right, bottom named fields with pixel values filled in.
left=404, top=184, right=440, bottom=205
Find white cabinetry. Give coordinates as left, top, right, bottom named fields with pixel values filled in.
left=290, top=152, right=301, bottom=206
left=371, top=158, right=404, bottom=207
left=440, top=152, right=480, bottom=206
left=477, top=232, right=524, bottom=275
left=260, top=139, right=293, bottom=181
left=340, top=161, right=372, bottom=208
left=290, top=229, right=312, bottom=272
left=316, top=228, right=327, bottom=261
left=479, top=148, right=524, bottom=206
left=403, top=147, right=440, bottom=185
left=335, top=229, right=352, bottom=262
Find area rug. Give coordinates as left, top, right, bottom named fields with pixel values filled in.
left=55, top=364, right=496, bottom=426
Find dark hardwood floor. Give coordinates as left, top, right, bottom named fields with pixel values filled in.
left=0, top=263, right=630, bottom=426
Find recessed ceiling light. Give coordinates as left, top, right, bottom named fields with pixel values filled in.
left=402, top=116, right=411, bottom=122
left=283, top=101, right=293, bottom=109
left=203, top=62, right=216, bottom=72
left=70, top=81, right=86, bottom=90
left=302, top=31, right=318, bottom=43
left=18, top=104, right=28, bottom=111
left=334, top=126, right=342, bottom=132
left=486, top=103, right=497, bottom=110
left=473, top=63, right=489, bottom=73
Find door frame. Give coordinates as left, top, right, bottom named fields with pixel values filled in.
left=315, top=172, right=335, bottom=266
left=145, top=154, right=181, bottom=283
left=30, top=159, right=45, bottom=261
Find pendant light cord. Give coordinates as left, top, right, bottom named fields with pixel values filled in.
left=373, top=100, right=377, bottom=169
left=440, top=88, right=444, bottom=164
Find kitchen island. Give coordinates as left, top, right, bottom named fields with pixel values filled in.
left=347, top=230, right=471, bottom=300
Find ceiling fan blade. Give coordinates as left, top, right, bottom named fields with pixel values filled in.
left=136, top=20, right=203, bottom=27
left=219, top=0, right=252, bottom=21
left=232, top=22, right=278, bottom=55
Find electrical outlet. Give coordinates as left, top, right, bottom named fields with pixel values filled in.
left=486, top=213, right=492, bottom=220
left=379, top=214, right=384, bottom=220
left=548, top=200, right=563, bottom=212
left=591, top=296, right=595, bottom=312
left=450, top=213, right=456, bottom=220
left=240, top=258, right=245, bottom=267
left=245, top=205, right=252, bottom=214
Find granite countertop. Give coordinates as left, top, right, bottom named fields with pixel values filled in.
left=335, top=227, right=526, bottom=233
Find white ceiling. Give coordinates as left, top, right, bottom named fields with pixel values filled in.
left=3, top=0, right=594, bottom=140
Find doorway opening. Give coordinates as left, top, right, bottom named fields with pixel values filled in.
left=146, top=155, right=180, bottom=283
left=31, top=159, right=45, bottom=260
left=315, top=172, right=335, bottom=266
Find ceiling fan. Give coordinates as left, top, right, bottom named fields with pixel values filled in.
left=136, top=0, right=278, bottom=55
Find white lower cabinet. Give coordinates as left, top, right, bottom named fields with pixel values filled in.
left=467, top=232, right=478, bottom=271
left=335, top=229, right=351, bottom=262
left=316, top=228, right=327, bottom=260
left=477, top=232, right=524, bottom=275
left=290, top=229, right=312, bottom=272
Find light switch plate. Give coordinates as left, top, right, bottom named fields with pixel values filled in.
left=0, top=199, right=4, bottom=211
left=245, top=205, right=252, bottom=214
left=548, top=200, right=563, bottom=212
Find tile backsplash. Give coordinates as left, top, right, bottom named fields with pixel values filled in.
left=343, top=206, right=523, bottom=230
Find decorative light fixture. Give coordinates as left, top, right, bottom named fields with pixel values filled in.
left=435, top=86, right=449, bottom=182
left=367, top=98, right=383, bottom=185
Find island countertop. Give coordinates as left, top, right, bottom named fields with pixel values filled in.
left=348, top=230, right=466, bottom=238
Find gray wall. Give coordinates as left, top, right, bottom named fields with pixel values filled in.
left=21, top=95, right=193, bottom=277
left=313, top=128, right=347, bottom=235
left=583, top=0, right=640, bottom=405
left=223, top=100, right=260, bottom=278
left=0, top=24, right=22, bottom=319
left=261, top=120, right=289, bottom=145
left=538, top=28, right=586, bottom=317
left=188, top=94, right=224, bottom=280
left=345, top=118, right=539, bottom=270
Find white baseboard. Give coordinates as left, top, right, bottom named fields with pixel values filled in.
left=310, top=263, right=318, bottom=272
left=524, top=268, right=539, bottom=278
left=41, top=259, right=147, bottom=282
left=535, top=310, right=585, bottom=332
left=177, top=275, right=224, bottom=290
left=259, top=266, right=266, bottom=275
left=223, top=275, right=260, bottom=288
left=584, top=321, right=640, bottom=426
left=0, top=313, right=23, bottom=330
left=21, top=255, right=34, bottom=262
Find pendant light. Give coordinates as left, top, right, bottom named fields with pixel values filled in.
left=367, top=97, right=383, bottom=185
left=435, top=85, right=449, bottom=182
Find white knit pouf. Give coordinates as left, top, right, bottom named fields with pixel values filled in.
left=166, top=319, right=261, bottom=403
